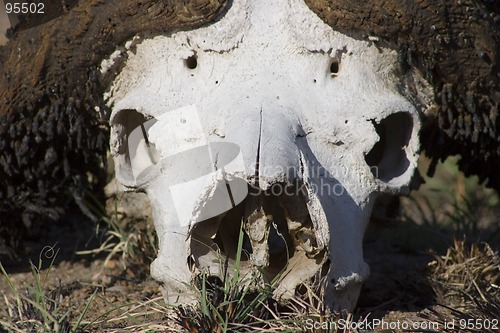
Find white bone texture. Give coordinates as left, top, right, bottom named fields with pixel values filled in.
left=106, top=0, right=421, bottom=311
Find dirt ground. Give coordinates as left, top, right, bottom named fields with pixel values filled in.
left=0, top=212, right=487, bottom=332
left=0, top=213, right=170, bottom=332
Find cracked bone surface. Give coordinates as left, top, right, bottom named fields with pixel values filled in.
left=106, top=0, right=421, bottom=311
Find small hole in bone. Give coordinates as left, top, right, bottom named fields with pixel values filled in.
left=330, top=59, right=339, bottom=75
left=365, top=112, right=413, bottom=184
left=185, top=55, right=198, bottom=69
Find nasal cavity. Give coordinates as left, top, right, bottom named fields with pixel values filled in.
left=111, top=109, right=161, bottom=184
left=365, top=112, right=414, bottom=184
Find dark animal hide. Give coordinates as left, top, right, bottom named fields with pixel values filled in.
left=0, top=0, right=498, bottom=259
left=306, top=0, right=499, bottom=188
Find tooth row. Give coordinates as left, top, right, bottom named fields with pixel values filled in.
left=189, top=183, right=328, bottom=300
left=280, top=194, right=322, bottom=258
left=244, top=193, right=271, bottom=267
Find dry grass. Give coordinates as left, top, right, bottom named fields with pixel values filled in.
left=0, top=253, right=95, bottom=333
left=82, top=296, right=184, bottom=333
left=82, top=277, right=369, bottom=333
left=2, top=234, right=498, bottom=332
left=2, top=156, right=499, bottom=332
left=421, top=239, right=500, bottom=330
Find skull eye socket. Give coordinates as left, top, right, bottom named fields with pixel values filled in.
left=365, top=112, right=414, bottom=185
left=111, top=109, right=161, bottom=185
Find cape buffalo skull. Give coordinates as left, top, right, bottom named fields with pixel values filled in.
left=106, top=0, right=421, bottom=311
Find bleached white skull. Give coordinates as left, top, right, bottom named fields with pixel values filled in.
left=105, top=0, right=421, bottom=311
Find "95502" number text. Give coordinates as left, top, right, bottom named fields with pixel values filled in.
left=6, top=2, right=45, bottom=14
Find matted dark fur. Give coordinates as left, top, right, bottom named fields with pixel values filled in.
left=0, top=0, right=498, bottom=257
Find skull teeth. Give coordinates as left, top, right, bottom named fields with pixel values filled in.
left=243, top=193, right=271, bottom=266
left=189, top=183, right=327, bottom=281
